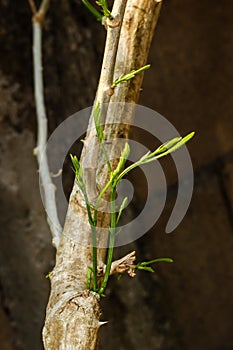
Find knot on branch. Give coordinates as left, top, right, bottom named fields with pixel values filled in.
left=33, top=10, right=46, bottom=24
left=102, top=15, right=121, bottom=29
left=98, top=251, right=137, bottom=278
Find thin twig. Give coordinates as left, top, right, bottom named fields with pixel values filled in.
left=38, top=0, right=50, bottom=14
left=96, top=0, right=127, bottom=105
left=28, top=0, right=37, bottom=16
left=32, top=14, right=62, bottom=248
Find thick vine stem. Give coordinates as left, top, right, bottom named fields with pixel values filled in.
left=43, top=1, right=163, bottom=349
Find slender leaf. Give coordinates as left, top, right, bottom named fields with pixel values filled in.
left=81, top=0, right=103, bottom=21
left=116, top=196, right=128, bottom=225
left=116, top=132, right=195, bottom=183
left=96, top=0, right=112, bottom=18
left=111, top=142, right=130, bottom=180
left=140, top=258, right=174, bottom=266
left=112, top=65, right=151, bottom=88
left=93, top=102, right=104, bottom=143
left=137, top=266, right=155, bottom=273
left=86, top=266, right=93, bottom=289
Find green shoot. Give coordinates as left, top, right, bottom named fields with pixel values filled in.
left=112, top=65, right=151, bottom=88
left=81, top=0, right=103, bottom=21
left=45, top=272, right=51, bottom=279
left=70, top=64, right=194, bottom=296
left=96, top=0, right=113, bottom=19
left=110, top=142, right=130, bottom=181
left=71, top=129, right=193, bottom=295
left=135, top=258, right=173, bottom=273
left=98, top=186, right=117, bottom=295
left=116, top=196, right=128, bottom=225
left=70, top=154, right=98, bottom=291
left=115, top=132, right=195, bottom=184
left=86, top=266, right=93, bottom=289
left=93, top=102, right=104, bottom=144
left=93, top=102, right=112, bottom=173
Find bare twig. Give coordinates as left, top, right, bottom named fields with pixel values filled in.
left=28, top=0, right=37, bottom=16
left=31, top=6, right=62, bottom=248
left=38, top=0, right=50, bottom=15
left=98, top=251, right=137, bottom=277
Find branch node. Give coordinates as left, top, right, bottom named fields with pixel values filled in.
left=98, top=251, right=137, bottom=279
left=33, top=11, right=46, bottom=24
left=51, top=169, right=63, bottom=178
left=106, top=15, right=121, bottom=28
left=33, top=147, right=38, bottom=156
left=108, top=86, right=115, bottom=96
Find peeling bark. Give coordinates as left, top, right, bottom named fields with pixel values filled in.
left=43, top=1, right=163, bottom=349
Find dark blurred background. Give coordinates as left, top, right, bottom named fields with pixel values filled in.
left=0, top=0, right=233, bottom=349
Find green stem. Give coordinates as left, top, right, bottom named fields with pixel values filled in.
left=79, top=186, right=98, bottom=291
left=81, top=0, right=103, bottom=21
left=92, top=180, right=112, bottom=292
left=98, top=0, right=113, bottom=19
left=93, top=179, right=112, bottom=224
left=83, top=178, right=111, bottom=292
left=91, top=226, right=98, bottom=291
left=100, top=143, right=112, bottom=174
left=91, top=139, right=112, bottom=292
left=98, top=186, right=116, bottom=295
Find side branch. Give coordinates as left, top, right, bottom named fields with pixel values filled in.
left=32, top=10, right=62, bottom=248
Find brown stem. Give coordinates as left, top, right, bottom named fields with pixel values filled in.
left=28, top=0, right=37, bottom=15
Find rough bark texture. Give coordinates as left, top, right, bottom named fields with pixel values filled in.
left=43, top=1, right=163, bottom=349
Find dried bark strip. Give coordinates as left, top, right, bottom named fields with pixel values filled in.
left=43, top=1, right=163, bottom=349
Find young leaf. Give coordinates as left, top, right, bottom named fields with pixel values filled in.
left=151, top=132, right=195, bottom=159
left=96, top=0, right=112, bottom=18
left=136, top=266, right=155, bottom=273
left=139, top=258, right=174, bottom=266
left=111, top=142, right=130, bottom=180
left=93, top=102, right=104, bottom=143
left=135, top=257, right=173, bottom=273
left=70, top=154, right=86, bottom=193
left=45, top=272, right=51, bottom=279
left=112, top=65, right=151, bottom=88
left=86, top=266, right=93, bottom=289
left=155, top=137, right=182, bottom=154
left=115, top=132, right=195, bottom=182
left=70, top=154, right=80, bottom=177
left=116, top=196, right=128, bottom=225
